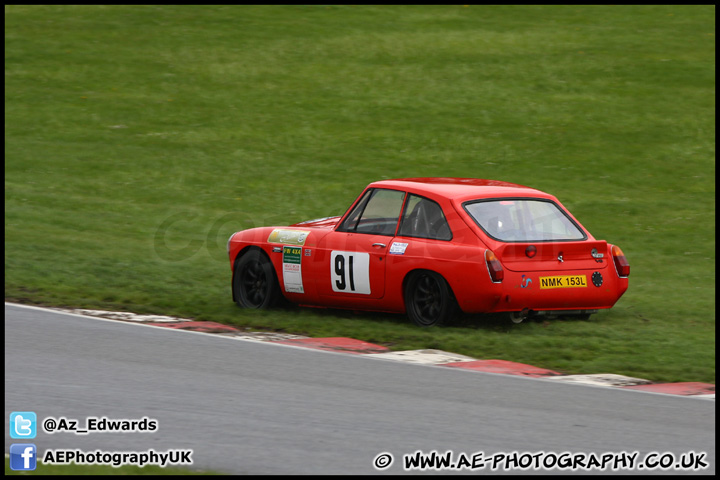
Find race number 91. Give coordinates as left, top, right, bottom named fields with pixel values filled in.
left=330, top=251, right=371, bottom=295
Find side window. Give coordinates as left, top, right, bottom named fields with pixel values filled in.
left=337, top=189, right=405, bottom=236
left=398, top=195, right=452, bottom=241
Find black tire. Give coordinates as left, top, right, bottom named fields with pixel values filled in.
left=404, top=270, right=457, bottom=327
left=233, top=249, right=280, bottom=309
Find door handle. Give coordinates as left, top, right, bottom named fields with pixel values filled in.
left=372, top=243, right=387, bottom=249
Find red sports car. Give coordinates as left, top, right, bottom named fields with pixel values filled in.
left=227, top=178, right=629, bottom=326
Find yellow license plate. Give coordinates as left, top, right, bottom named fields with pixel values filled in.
left=539, top=275, right=587, bottom=289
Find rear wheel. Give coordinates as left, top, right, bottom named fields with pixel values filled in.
left=233, top=249, right=280, bottom=309
left=404, top=270, right=457, bottom=327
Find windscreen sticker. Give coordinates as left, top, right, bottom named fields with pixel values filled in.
left=282, top=246, right=304, bottom=293
left=330, top=251, right=371, bottom=294
left=268, top=229, right=310, bottom=246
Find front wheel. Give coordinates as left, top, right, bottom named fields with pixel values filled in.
left=233, top=249, right=280, bottom=309
left=404, top=270, right=457, bottom=327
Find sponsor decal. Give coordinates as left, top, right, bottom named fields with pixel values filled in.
left=268, top=229, right=310, bottom=246
left=282, top=246, right=304, bottom=293
left=389, top=242, right=409, bottom=255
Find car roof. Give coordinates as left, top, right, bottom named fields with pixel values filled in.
left=369, top=177, right=551, bottom=202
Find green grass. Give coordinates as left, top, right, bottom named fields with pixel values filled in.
left=5, top=5, right=715, bottom=384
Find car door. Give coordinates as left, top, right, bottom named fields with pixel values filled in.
left=315, top=188, right=405, bottom=299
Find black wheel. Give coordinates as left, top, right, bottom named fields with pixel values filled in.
left=404, top=270, right=457, bottom=327
left=233, top=249, right=280, bottom=309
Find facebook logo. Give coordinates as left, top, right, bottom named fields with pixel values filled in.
left=10, top=411, right=37, bottom=438
left=10, top=444, right=37, bottom=471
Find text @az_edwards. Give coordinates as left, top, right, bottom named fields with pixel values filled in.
left=42, top=416, right=157, bottom=434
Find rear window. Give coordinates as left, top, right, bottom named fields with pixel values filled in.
left=463, top=199, right=586, bottom=242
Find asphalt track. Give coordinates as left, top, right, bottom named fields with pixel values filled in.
left=4, top=303, right=715, bottom=475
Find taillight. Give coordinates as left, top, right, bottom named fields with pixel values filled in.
left=485, top=249, right=504, bottom=283
left=611, top=245, right=630, bottom=277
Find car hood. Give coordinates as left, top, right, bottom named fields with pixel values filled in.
left=290, top=216, right=342, bottom=229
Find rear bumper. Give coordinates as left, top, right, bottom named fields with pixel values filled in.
left=461, top=268, right=628, bottom=314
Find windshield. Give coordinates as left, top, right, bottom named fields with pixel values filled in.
left=463, top=199, right=586, bottom=242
